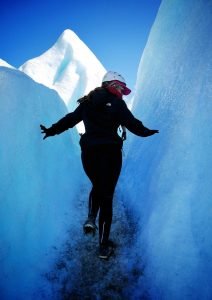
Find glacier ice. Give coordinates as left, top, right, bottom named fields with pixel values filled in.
left=0, top=66, right=84, bottom=299
left=1, top=1, right=212, bottom=297
left=19, top=29, right=106, bottom=111
left=122, top=0, right=212, bottom=299
left=0, top=58, right=15, bottom=69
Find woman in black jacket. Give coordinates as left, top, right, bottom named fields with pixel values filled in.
left=41, top=71, right=159, bottom=259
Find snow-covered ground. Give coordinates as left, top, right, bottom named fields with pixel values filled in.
left=44, top=183, right=142, bottom=299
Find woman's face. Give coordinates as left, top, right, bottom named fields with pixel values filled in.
left=110, top=82, right=125, bottom=94
left=116, top=85, right=125, bottom=94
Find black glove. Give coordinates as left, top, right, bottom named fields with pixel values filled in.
left=149, top=129, right=159, bottom=135
left=40, top=124, right=55, bottom=140
left=142, top=129, right=159, bottom=137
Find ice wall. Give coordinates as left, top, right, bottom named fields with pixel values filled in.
left=0, top=58, right=15, bottom=69
left=19, top=29, right=106, bottom=111
left=122, top=0, right=212, bottom=299
left=0, top=67, right=83, bottom=299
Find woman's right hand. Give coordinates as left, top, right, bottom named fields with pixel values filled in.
left=40, top=124, right=54, bottom=139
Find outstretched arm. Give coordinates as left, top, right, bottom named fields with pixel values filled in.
left=40, top=104, right=83, bottom=139
left=119, top=101, right=159, bottom=137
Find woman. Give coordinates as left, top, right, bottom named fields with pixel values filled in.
left=40, top=71, right=159, bottom=260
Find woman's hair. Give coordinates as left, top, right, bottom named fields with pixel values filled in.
left=77, top=95, right=89, bottom=104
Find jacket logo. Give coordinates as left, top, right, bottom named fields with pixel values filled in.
left=106, top=102, right=112, bottom=106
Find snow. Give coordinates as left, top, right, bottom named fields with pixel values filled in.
left=122, top=0, right=212, bottom=299
left=44, top=184, right=141, bottom=299
left=0, top=58, right=15, bottom=69
left=0, top=66, right=84, bottom=299
left=19, top=29, right=106, bottom=111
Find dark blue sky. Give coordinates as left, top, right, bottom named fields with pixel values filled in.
left=0, top=0, right=161, bottom=88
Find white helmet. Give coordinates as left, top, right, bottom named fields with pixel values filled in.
left=102, top=71, right=126, bottom=84
left=102, top=71, right=131, bottom=95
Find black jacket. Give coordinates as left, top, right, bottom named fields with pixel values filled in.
left=49, top=87, right=153, bottom=150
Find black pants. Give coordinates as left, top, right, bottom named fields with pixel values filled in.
left=81, top=145, right=122, bottom=245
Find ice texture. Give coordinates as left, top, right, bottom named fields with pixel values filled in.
left=0, top=58, right=15, bottom=69
left=1, top=1, right=212, bottom=296
left=0, top=67, right=84, bottom=299
left=122, top=0, right=212, bottom=299
left=19, top=29, right=106, bottom=110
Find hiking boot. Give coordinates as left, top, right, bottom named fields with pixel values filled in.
left=99, top=240, right=115, bottom=260
left=83, top=218, right=98, bottom=235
